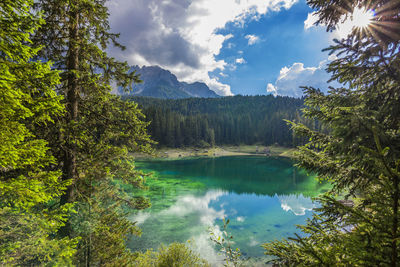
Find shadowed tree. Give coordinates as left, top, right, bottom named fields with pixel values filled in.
left=264, top=0, right=400, bottom=266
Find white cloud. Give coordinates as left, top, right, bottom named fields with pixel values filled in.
left=108, top=0, right=299, bottom=96
left=245, top=34, right=260, bottom=45
left=266, top=58, right=338, bottom=97
left=328, top=54, right=338, bottom=61
left=208, top=77, right=233, bottom=96
left=266, top=83, right=277, bottom=95
left=224, top=33, right=234, bottom=40
left=304, top=12, right=319, bottom=30
left=228, top=64, right=237, bottom=71
left=235, top=57, right=246, bottom=64
left=226, top=42, right=236, bottom=49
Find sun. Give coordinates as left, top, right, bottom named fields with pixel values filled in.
left=337, top=7, right=374, bottom=38
left=352, top=7, right=374, bottom=29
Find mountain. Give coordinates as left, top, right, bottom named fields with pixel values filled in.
left=117, top=65, right=219, bottom=99
left=181, top=82, right=219, bottom=98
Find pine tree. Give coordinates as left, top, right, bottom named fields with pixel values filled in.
left=264, top=1, right=400, bottom=266
left=0, top=0, right=76, bottom=264
left=31, top=0, right=154, bottom=264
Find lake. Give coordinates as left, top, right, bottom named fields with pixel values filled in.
left=127, top=156, right=329, bottom=264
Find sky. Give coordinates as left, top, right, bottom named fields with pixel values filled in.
left=106, top=0, right=353, bottom=97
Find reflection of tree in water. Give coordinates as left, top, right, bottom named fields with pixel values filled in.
left=137, top=157, right=328, bottom=196
left=293, top=167, right=296, bottom=185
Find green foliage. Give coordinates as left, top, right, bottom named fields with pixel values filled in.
left=209, top=218, right=243, bottom=267
left=0, top=0, right=76, bottom=265
left=0, top=206, right=78, bottom=266
left=127, top=95, right=314, bottom=148
left=133, top=242, right=209, bottom=267
left=30, top=0, right=154, bottom=264
left=264, top=0, right=400, bottom=266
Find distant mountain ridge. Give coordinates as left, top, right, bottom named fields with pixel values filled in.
left=117, top=65, right=219, bottom=99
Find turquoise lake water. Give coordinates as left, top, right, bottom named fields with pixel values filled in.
left=127, top=156, right=329, bottom=264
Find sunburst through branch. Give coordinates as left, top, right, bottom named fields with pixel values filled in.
left=337, top=7, right=375, bottom=38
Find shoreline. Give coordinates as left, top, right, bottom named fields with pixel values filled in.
left=134, top=145, right=296, bottom=160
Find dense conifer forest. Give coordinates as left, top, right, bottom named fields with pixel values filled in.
left=1, top=0, right=400, bottom=266
left=125, top=95, right=311, bottom=148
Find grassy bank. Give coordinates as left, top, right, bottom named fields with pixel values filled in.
left=134, top=144, right=296, bottom=160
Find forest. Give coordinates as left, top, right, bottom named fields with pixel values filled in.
left=1, top=0, right=400, bottom=266
left=125, top=95, right=312, bottom=148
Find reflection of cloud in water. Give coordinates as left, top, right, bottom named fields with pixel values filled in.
left=132, top=211, right=151, bottom=225
left=249, top=236, right=259, bottom=247
left=278, top=194, right=315, bottom=216
left=190, top=232, right=224, bottom=264
left=131, top=190, right=227, bottom=225
left=130, top=190, right=228, bottom=264
left=236, top=216, right=245, bottom=222
left=230, top=208, right=238, bottom=216
left=161, top=190, right=227, bottom=224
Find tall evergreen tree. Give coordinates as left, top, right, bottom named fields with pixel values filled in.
left=0, top=0, right=76, bottom=264
left=32, top=0, right=153, bottom=264
left=264, top=0, right=400, bottom=266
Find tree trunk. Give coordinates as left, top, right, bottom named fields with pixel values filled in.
left=60, top=8, right=79, bottom=236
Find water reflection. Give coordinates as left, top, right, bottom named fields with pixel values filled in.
left=161, top=190, right=227, bottom=224
left=129, top=190, right=227, bottom=264
left=129, top=190, right=315, bottom=262
left=129, top=157, right=329, bottom=262
left=278, top=194, right=315, bottom=216
left=136, top=156, right=329, bottom=196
